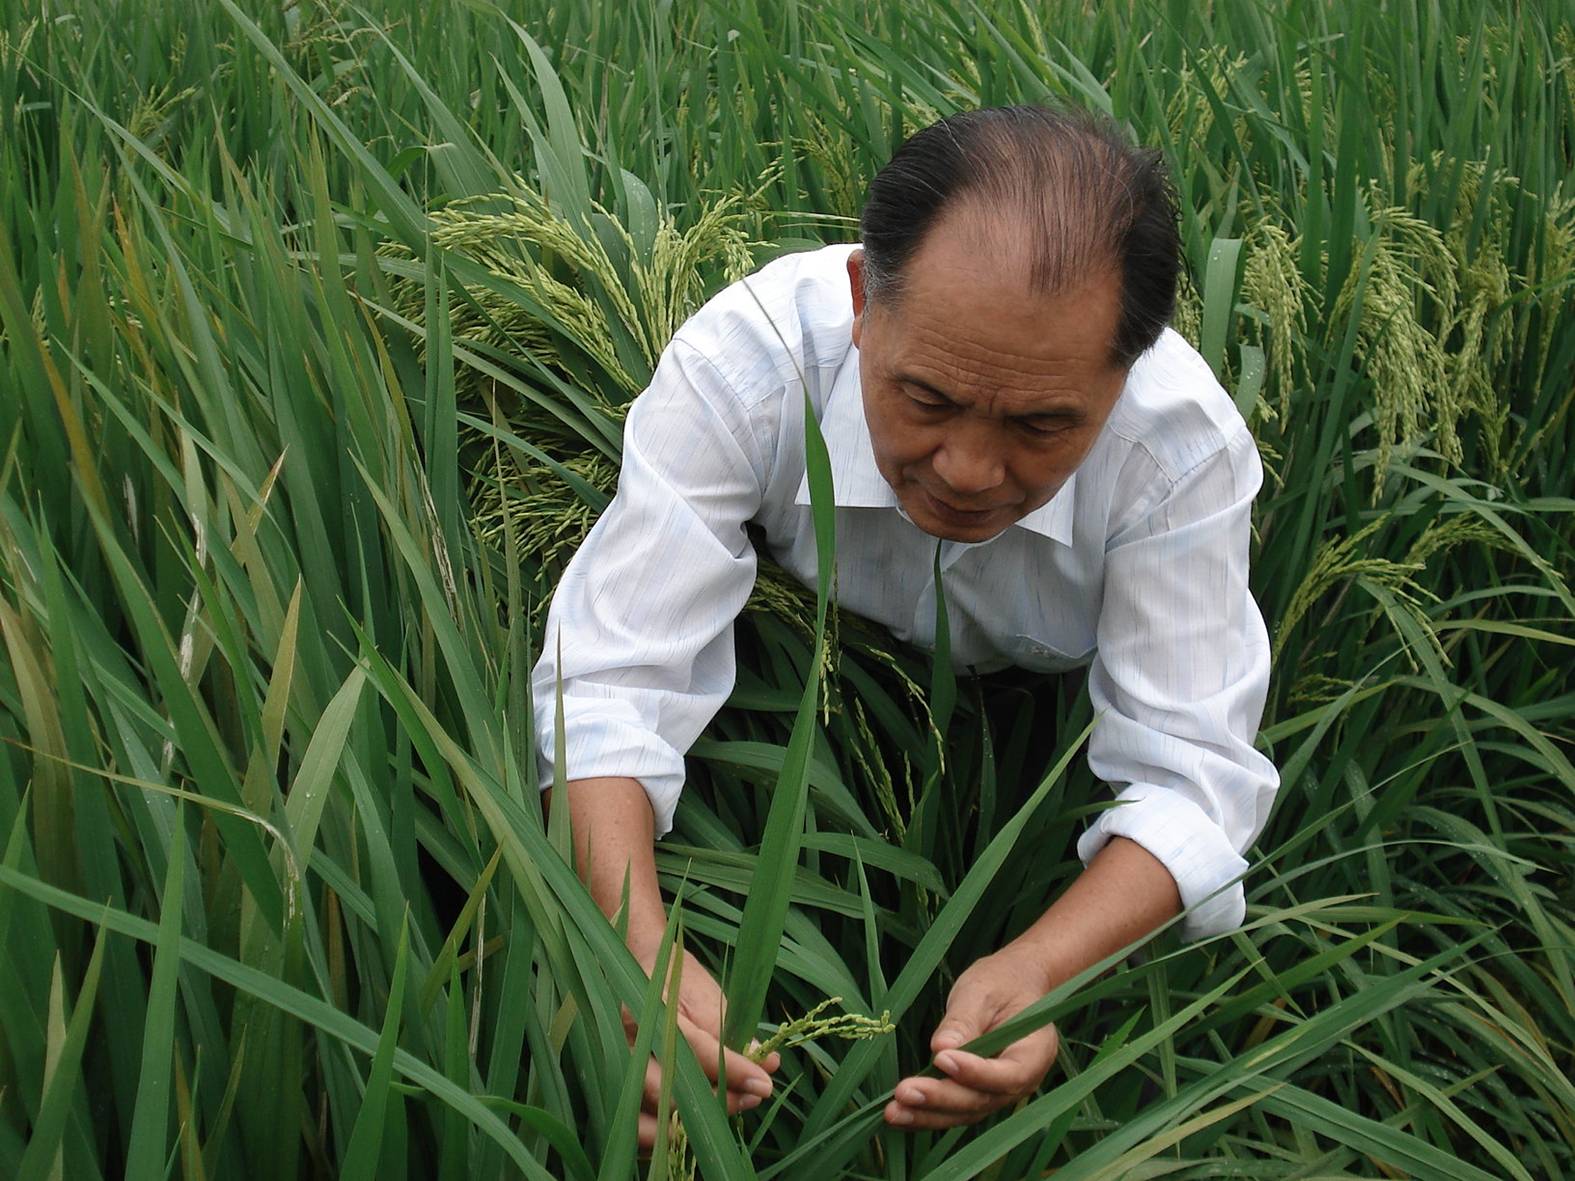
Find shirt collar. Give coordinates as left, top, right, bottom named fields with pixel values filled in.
left=793, top=350, right=1078, bottom=546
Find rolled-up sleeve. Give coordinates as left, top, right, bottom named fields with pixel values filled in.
left=531, top=337, right=767, bottom=836
left=1077, top=424, right=1279, bottom=941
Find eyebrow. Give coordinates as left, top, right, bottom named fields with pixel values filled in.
left=899, top=375, right=1085, bottom=421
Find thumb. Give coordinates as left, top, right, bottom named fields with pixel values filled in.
left=930, top=989, right=993, bottom=1055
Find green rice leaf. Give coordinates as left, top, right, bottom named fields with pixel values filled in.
left=0, top=867, right=556, bottom=1181
left=124, top=803, right=186, bottom=1181
left=337, top=914, right=410, bottom=1181
left=723, top=382, right=837, bottom=1053
left=17, top=927, right=108, bottom=1181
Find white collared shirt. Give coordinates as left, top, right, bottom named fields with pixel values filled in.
left=532, top=243, right=1278, bottom=940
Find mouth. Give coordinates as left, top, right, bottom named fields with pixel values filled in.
left=921, top=487, right=1003, bottom=524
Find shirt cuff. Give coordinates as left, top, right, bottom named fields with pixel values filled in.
left=535, top=708, right=687, bottom=838
left=1075, top=783, right=1249, bottom=941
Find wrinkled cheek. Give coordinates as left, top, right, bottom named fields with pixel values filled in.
left=870, top=441, right=918, bottom=491
left=889, top=433, right=937, bottom=480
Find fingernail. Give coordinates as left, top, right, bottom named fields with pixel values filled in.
left=740, top=1093, right=762, bottom=1111
left=745, top=1077, right=772, bottom=1098
left=747, top=1038, right=763, bottom=1055
left=903, top=1086, right=925, bottom=1105
left=889, top=1107, right=913, bottom=1126
left=936, top=1052, right=958, bottom=1073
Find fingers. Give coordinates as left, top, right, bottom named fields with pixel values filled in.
left=885, top=1075, right=999, bottom=1127
left=932, top=1024, right=1059, bottom=1096
left=625, top=947, right=786, bottom=1152
left=676, top=1017, right=776, bottom=1099
left=642, top=1058, right=663, bottom=1109
left=885, top=1026, right=1059, bottom=1131
left=636, top=1110, right=669, bottom=1153
left=728, top=1090, right=767, bottom=1117
left=931, top=1050, right=1033, bottom=1097
left=628, top=1007, right=779, bottom=1117
left=930, top=973, right=1001, bottom=1054
left=642, top=1057, right=766, bottom=1118
left=627, top=949, right=780, bottom=1098
left=747, top=1040, right=784, bottom=1074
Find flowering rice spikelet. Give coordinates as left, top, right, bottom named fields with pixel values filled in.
left=748, top=995, right=896, bottom=1062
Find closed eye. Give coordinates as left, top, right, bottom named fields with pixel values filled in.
left=899, top=377, right=1081, bottom=434
left=905, top=389, right=954, bottom=412
left=1017, top=417, right=1076, bottom=437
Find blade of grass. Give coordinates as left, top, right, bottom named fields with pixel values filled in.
left=340, top=915, right=410, bottom=1181
left=124, top=802, right=187, bottom=1181
left=17, top=927, right=108, bottom=1181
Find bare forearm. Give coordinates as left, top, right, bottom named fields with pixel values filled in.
left=543, top=776, right=668, bottom=958
left=1004, top=836, right=1182, bottom=990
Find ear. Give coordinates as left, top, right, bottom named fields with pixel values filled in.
left=847, top=248, right=867, bottom=349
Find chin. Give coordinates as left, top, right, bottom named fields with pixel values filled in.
left=917, top=517, right=1006, bottom=543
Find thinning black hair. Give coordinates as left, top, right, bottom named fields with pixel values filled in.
left=858, top=105, right=1181, bottom=367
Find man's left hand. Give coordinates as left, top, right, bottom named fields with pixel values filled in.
left=883, top=949, right=1059, bottom=1130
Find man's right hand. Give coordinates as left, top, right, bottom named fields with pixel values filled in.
left=545, top=776, right=780, bottom=1151
left=627, top=940, right=781, bottom=1151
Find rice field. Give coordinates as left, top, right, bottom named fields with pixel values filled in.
left=0, top=0, right=1572, bottom=1177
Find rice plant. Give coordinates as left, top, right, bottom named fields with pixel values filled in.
left=0, top=1, right=1571, bottom=1178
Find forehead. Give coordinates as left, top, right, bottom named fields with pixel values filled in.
left=872, top=219, right=1124, bottom=406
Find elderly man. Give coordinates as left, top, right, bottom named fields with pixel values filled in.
left=534, top=105, right=1278, bottom=1144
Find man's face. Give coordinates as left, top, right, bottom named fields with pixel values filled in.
left=848, top=215, right=1129, bottom=543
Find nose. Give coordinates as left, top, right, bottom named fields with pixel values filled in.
left=930, top=423, right=1005, bottom=497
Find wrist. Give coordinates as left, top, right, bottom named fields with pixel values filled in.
left=1000, top=837, right=1183, bottom=994
left=625, top=912, right=672, bottom=968
left=995, top=931, right=1074, bottom=994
